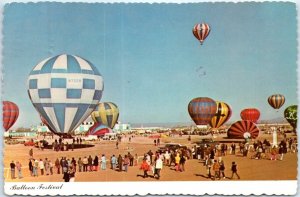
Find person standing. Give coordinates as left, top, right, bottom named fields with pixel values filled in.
left=71, top=157, right=77, bottom=172
left=164, top=151, right=170, bottom=166
left=175, top=153, right=180, bottom=171
left=219, top=160, right=226, bottom=179
left=140, top=158, right=150, bottom=178
left=49, top=160, right=53, bottom=175
left=154, top=157, right=163, bottom=180
left=78, top=157, right=83, bottom=172
left=118, top=154, right=123, bottom=172
left=55, top=158, right=60, bottom=174
left=34, top=159, right=39, bottom=177
left=93, top=156, right=99, bottom=171
left=231, top=143, right=236, bottom=155
left=15, top=161, right=23, bottom=179
left=63, top=170, right=70, bottom=182
left=29, top=148, right=33, bottom=158
left=212, top=160, right=220, bottom=180
left=39, top=159, right=45, bottom=175
left=83, top=156, right=88, bottom=172
left=69, top=167, right=76, bottom=182
left=116, top=141, right=119, bottom=149
left=101, top=154, right=106, bottom=170
left=128, top=152, right=134, bottom=166
left=179, top=155, right=186, bottom=172
left=29, top=159, right=33, bottom=176
left=88, top=155, right=93, bottom=172
left=10, top=161, right=16, bottom=179
left=111, top=155, right=117, bottom=170
left=123, top=155, right=130, bottom=172
left=134, top=154, right=139, bottom=166
left=230, top=162, right=240, bottom=179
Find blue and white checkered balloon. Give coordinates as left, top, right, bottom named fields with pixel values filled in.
left=27, top=54, right=104, bottom=135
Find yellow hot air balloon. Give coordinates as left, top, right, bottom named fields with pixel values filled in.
left=209, top=101, right=232, bottom=129
left=91, top=102, right=119, bottom=129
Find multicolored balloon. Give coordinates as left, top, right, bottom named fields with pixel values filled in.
left=209, top=101, right=232, bottom=129
left=268, top=94, right=285, bottom=110
left=87, top=122, right=112, bottom=136
left=27, top=54, right=104, bottom=135
left=227, top=120, right=260, bottom=139
left=284, top=105, right=297, bottom=130
left=193, top=23, right=211, bottom=45
left=188, top=97, right=217, bottom=125
left=3, top=101, right=19, bottom=131
left=240, top=108, right=260, bottom=123
left=91, top=102, right=119, bottom=129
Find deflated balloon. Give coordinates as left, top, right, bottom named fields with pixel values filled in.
left=188, top=97, right=217, bottom=125
left=3, top=101, right=19, bottom=131
left=27, top=54, right=104, bottom=135
left=91, top=102, right=119, bottom=129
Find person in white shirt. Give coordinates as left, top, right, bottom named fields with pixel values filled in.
left=154, top=157, right=163, bottom=180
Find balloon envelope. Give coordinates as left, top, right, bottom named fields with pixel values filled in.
left=193, top=23, right=211, bottom=45
left=91, top=102, right=119, bottom=129
left=268, top=94, right=285, bottom=110
left=240, top=108, right=260, bottom=123
left=188, top=97, right=217, bottom=125
left=227, top=120, right=260, bottom=139
left=3, top=101, right=19, bottom=131
left=87, top=122, right=112, bottom=136
left=27, top=54, right=104, bottom=135
left=284, top=105, right=297, bottom=130
left=209, top=101, right=232, bottom=129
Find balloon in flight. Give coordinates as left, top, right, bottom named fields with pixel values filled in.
left=27, top=54, right=104, bottom=135
left=192, top=23, right=211, bottom=45
left=268, top=94, right=285, bottom=110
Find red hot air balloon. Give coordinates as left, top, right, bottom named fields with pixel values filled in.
left=268, top=94, right=285, bottom=110
left=3, top=101, right=19, bottom=131
left=240, top=108, right=260, bottom=124
left=188, top=97, right=217, bottom=125
left=227, top=120, right=260, bottom=139
left=193, top=23, right=211, bottom=45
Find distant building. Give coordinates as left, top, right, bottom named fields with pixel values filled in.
left=113, top=122, right=132, bottom=133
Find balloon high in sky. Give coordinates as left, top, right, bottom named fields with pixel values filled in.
left=27, top=54, right=104, bottom=135
left=192, top=23, right=211, bottom=45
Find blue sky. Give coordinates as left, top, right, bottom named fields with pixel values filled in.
left=2, top=2, right=297, bottom=128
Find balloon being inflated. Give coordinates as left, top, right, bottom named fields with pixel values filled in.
left=27, top=54, right=104, bottom=135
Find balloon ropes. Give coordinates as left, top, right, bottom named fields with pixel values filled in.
left=284, top=105, right=297, bottom=132
left=91, top=102, right=119, bottom=129
left=227, top=120, right=260, bottom=139
left=27, top=54, right=104, bottom=136
left=193, top=23, right=211, bottom=45
left=209, top=101, right=232, bottom=132
left=240, top=108, right=260, bottom=124
left=3, top=101, right=19, bottom=131
left=188, top=97, right=217, bottom=126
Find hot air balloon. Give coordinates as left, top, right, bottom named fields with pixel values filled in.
left=284, top=105, right=297, bottom=131
left=240, top=108, right=260, bottom=123
left=268, top=94, right=285, bottom=110
left=87, top=122, right=113, bottom=136
left=209, top=101, right=232, bottom=129
left=188, top=97, right=217, bottom=125
left=3, top=101, right=19, bottom=131
left=91, top=102, right=119, bottom=129
left=227, top=120, right=260, bottom=139
left=27, top=54, right=104, bottom=136
left=193, top=23, right=211, bottom=45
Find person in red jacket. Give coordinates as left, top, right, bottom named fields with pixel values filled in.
left=140, top=158, right=150, bottom=178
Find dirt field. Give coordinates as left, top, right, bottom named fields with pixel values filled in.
left=4, top=133, right=297, bottom=182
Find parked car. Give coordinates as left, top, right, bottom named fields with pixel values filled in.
left=24, top=139, right=35, bottom=146
left=194, top=138, right=219, bottom=147
left=158, top=143, right=188, bottom=153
